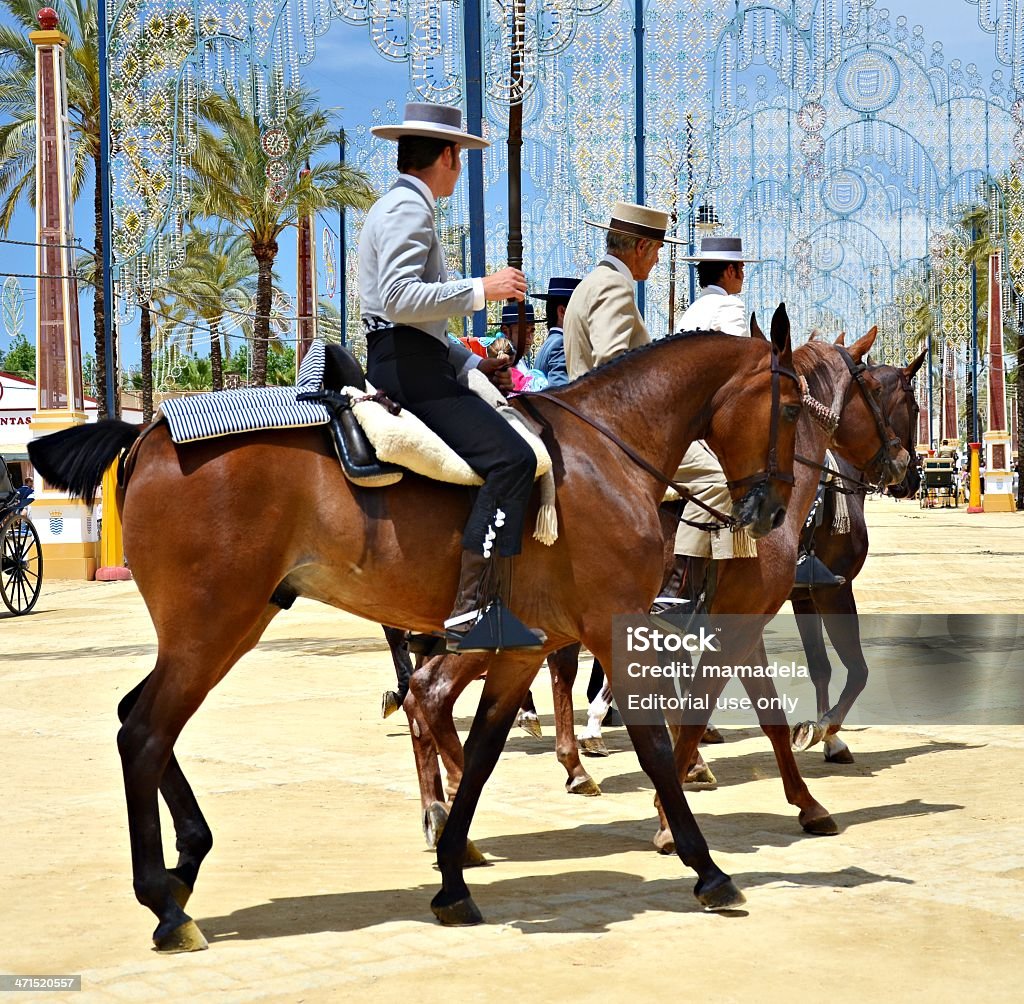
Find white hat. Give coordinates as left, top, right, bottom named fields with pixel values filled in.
left=683, top=236, right=762, bottom=263
left=585, top=201, right=687, bottom=245
left=371, top=102, right=488, bottom=150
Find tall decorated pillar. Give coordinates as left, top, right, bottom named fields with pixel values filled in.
left=982, top=251, right=1015, bottom=512
left=295, top=167, right=317, bottom=367
left=29, top=8, right=99, bottom=578
left=940, top=342, right=958, bottom=445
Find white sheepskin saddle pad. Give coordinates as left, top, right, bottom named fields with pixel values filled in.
left=348, top=368, right=552, bottom=485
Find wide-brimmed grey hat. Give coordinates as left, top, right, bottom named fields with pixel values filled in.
left=585, top=201, right=687, bottom=245
left=371, top=102, right=489, bottom=149
left=683, top=236, right=762, bottom=263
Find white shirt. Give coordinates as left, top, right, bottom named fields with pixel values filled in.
left=678, top=284, right=747, bottom=337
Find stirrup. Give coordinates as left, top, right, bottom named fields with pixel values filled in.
left=793, top=553, right=846, bottom=589
left=649, top=596, right=699, bottom=633
left=445, top=598, right=546, bottom=654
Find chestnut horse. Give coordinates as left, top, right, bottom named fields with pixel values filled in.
left=30, top=310, right=801, bottom=952
left=394, top=329, right=909, bottom=847
left=789, top=347, right=925, bottom=762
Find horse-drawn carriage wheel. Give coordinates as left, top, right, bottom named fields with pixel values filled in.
left=0, top=512, right=43, bottom=615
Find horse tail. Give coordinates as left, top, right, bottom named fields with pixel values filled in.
left=27, top=419, right=141, bottom=506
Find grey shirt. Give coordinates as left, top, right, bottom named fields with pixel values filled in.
left=359, top=175, right=483, bottom=372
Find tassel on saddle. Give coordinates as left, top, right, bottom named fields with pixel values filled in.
left=297, top=389, right=404, bottom=488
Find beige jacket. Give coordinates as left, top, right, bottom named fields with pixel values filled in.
left=563, top=258, right=650, bottom=379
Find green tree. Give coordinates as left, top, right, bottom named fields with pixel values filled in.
left=0, top=0, right=117, bottom=416
left=171, top=226, right=258, bottom=390
left=190, top=87, right=375, bottom=386
left=1, top=332, right=34, bottom=377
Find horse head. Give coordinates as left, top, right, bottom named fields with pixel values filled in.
left=881, top=347, right=927, bottom=499
left=710, top=303, right=801, bottom=538
left=829, top=327, right=911, bottom=486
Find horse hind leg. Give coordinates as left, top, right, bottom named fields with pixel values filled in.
left=119, top=605, right=280, bottom=952
left=117, top=677, right=211, bottom=911
left=547, top=643, right=601, bottom=795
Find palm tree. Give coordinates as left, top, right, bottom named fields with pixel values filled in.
left=171, top=227, right=257, bottom=390
left=0, top=0, right=117, bottom=415
left=189, top=87, right=375, bottom=386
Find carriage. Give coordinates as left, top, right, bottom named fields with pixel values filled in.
left=0, top=457, right=43, bottom=615
left=918, top=454, right=960, bottom=508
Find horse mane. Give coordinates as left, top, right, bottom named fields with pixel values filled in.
left=553, top=329, right=753, bottom=395
left=793, top=339, right=842, bottom=408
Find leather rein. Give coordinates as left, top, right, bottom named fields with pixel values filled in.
left=520, top=347, right=801, bottom=531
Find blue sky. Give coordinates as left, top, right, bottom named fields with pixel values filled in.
left=0, top=0, right=1013, bottom=372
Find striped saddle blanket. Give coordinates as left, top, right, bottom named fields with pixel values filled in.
left=158, top=341, right=331, bottom=443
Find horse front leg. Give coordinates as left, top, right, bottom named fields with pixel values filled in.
left=789, top=596, right=838, bottom=754
left=740, top=638, right=839, bottom=836
left=431, top=652, right=545, bottom=925
left=547, top=643, right=601, bottom=795
left=816, top=588, right=868, bottom=763
left=408, top=651, right=488, bottom=866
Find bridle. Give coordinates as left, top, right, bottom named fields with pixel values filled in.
left=832, top=346, right=906, bottom=489
left=520, top=344, right=802, bottom=531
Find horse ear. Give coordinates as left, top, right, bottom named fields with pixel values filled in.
left=847, top=325, right=878, bottom=362
left=808, top=327, right=822, bottom=342
left=834, top=331, right=846, bottom=346
left=769, top=303, right=791, bottom=355
left=750, top=311, right=767, bottom=341
left=904, top=346, right=928, bottom=380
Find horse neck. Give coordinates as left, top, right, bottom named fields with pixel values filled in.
left=790, top=343, right=853, bottom=513
left=559, top=335, right=763, bottom=493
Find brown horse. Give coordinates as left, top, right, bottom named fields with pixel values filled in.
left=30, top=309, right=801, bottom=952
left=789, top=347, right=926, bottom=762
left=395, top=329, right=909, bottom=846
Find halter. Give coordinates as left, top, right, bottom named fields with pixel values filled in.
left=521, top=345, right=801, bottom=530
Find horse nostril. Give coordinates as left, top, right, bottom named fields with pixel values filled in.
left=771, top=506, right=786, bottom=529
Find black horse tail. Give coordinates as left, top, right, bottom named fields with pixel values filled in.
left=27, top=419, right=141, bottom=506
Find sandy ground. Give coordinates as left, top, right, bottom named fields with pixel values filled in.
left=1, top=497, right=1022, bottom=1003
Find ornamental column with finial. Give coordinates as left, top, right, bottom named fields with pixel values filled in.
left=296, top=165, right=317, bottom=366
left=29, top=7, right=99, bottom=579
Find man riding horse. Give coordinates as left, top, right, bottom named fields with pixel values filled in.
left=359, top=102, right=543, bottom=653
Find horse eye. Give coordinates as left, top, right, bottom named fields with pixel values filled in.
left=782, top=404, right=801, bottom=421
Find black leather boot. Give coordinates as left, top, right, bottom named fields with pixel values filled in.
left=793, top=551, right=846, bottom=589
left=444, top=551, right=545, bottom=654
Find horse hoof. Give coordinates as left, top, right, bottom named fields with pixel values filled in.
left=167, top=873, right=192, bottom=910
left=800, top=812, right=840, bottom=836
left=381, top=690, right=401, bottom=719
left=566, top=774, right=602, bottom=796
left=578, top=736, right=610, bottom=757
left=424, top=802, right=449, bottom=848
left=515, top=710, right=543, bottom=739
left=431, top=892, right=484, bottom=926
left=652, top=828, right=675, bottom=855
left=684, top=763, right=718, bottom=788
left=695, top=877, right=746, bottom=912
left=153, top=919, right=208, bottom=954
left=825, top=748, right=855, bottom=764
left=463, top=839, right=490, bottom=868
left=791, top=720, right=825, bottom=752
left=701, top=725, right=725, bottom=744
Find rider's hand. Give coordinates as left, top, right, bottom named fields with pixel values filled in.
left=482, top=267, right=527, bottom=302
left=477, top=355, right=514, bottom=394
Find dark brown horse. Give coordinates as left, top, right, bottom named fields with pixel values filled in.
left=394, top=329, right=909, bottom=848
left=30, top=310, right=801, bottom=952
left=789, top=347, right=926, bottom=762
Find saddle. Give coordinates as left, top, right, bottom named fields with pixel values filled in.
left=301, top=345, right=559, bottom=545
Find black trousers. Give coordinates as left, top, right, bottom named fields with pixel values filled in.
left=366, top=327, right=536, bottom=557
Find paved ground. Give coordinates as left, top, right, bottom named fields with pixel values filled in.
left=1, top=498, right=1022, bottom=1003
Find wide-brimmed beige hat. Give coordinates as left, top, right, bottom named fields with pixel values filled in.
left=683, top=236, right=763, bottom=263
left=371, top=102, right=489, bottom=150
left=585, top=201, right=687, bottom=245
